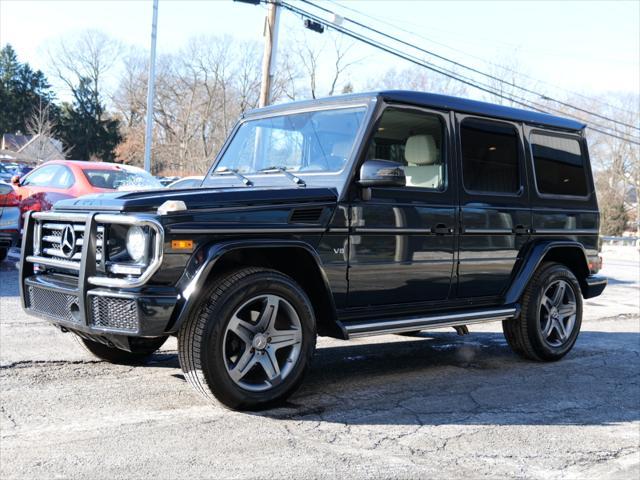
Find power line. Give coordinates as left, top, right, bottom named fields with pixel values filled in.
left=324, top=0, right=639, bottom=119
left=302, top=0, right=640, bottom=132
left=277, top=0, right=640, bottom=146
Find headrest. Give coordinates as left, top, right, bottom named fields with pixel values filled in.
left=404, top=135, right=438, bottom=166
left=331, top=141, right=352, bottom=158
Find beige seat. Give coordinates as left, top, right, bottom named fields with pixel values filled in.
left=403, top=134, right=442, bottom=189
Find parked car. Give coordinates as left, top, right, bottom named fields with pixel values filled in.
left=0, top=163, right=14, bottom=183
left=19, top=91, right=606, bottom=410
left=0, top=182, right=21, bottom=262
left=12, top=160, right=163, bottom=215
left=167, top=176, right=204, bottom=189
left=157, top=176, right=180, bottom=186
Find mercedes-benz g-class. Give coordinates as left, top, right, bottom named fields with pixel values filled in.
left=20, top=91, right=607, bottom=410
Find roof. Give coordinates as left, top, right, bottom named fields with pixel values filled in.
left=43, top=160, right=135, bottom=171
left=244, top=90, right=586, bottom=131
left=1, top=134, right=33, bottom=151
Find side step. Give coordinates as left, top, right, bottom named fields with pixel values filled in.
left=342, top=306, right=518, bottom=339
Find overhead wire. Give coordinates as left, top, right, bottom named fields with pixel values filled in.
left=302, top=0, right=640, bottom=132
left=324, top=0, right=639, bottom=118
left=277, top=0, right=640, bottom=145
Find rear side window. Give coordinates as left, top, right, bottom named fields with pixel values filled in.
left=460, top=119, right=521, bottom=194
left=531, top=133, right=588, bottom=196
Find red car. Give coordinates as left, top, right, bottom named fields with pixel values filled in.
left=12, top=160, right=163, bottom=214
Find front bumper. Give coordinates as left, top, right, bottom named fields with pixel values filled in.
left=19, top=210, right=176, bottom=337
left=22, top=274, right=178, bottom=337
left=582, top=275, right=607, bottom=299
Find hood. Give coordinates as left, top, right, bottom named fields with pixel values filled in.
left=54, top=186, right=338, bottom=213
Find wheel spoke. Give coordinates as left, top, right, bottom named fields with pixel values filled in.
left=269, top=329, right=302, bottom=350
left=256, top=295, right=280, bottom=332
left=551, top=282, right=566, bottom=307
left=227, top=315, right=256, bottom=345
left=555, top=318, right=568, bottom=341
left=542, top=295, right=555, bottom=312
left=228, top=348, right=257, bottom=383
left=558, top=303, right=576, bottom=318
left=259, top=348, right=281, bottom=384
left=541, top=317, right=554, bottom=338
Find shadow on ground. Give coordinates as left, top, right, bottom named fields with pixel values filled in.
left=148, top=330, right=640, bottom=427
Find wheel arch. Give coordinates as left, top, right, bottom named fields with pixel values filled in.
left=505, top=241, right=591, bottom=304
left=168, top=240, right=344, bottom=338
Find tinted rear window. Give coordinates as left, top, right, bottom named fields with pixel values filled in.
left=461, top=119, right=521, bottom=194
left=531, top=133, right=588, bottom=196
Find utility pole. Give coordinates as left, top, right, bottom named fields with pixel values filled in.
left=259, top=1, right=280, bottom=107
left=143, top=0, right=159, bottom=173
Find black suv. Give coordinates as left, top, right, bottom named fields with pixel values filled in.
left=20, top=91, right=607, bottom=410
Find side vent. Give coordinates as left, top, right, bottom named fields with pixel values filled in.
left=289, top=207, right=324, bottom=224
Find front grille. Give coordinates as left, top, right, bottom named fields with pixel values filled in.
left=35, top=221, right=103, bottom=273
left=26, top=286, right=80, bottom=323
left=89, top=296, right=139, bottom=331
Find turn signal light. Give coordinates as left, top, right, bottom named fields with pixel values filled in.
left=172, top=240, right=193, bottom=250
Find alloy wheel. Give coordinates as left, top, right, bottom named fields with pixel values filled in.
left=222, top=294, right=303, bottom=392
left=539, top=279, right=577, bottom=347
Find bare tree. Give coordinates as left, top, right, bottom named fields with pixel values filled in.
left=25, top=100, right=67, bottom=162
left=289, top=33, right=360, bottom=100
left=48, top=29, right=122, bottom=106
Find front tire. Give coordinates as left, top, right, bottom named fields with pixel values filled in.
left=178, top=268, right=316, bottom=411
left=76, top=335, right=168, bottom=364
left=503, top=262, right=582, bottom=361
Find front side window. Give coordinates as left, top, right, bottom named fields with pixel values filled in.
left=531, top=133, right=588, bottom=196
left=461, top=119, right=521, bottom=194
left=366, top=108, right=445, bottom=190
left=211, top=106, right=366, bottom=178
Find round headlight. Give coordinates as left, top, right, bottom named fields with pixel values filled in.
left=126, top=226, right=147, bottom=263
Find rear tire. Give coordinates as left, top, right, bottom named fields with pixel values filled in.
left=503, top=262, right=582, bottom=361
left=76, top=336, right=168, bottom=364
left=0, top=248, right=7, bottom=262
left=178, top=268, right=316, bottom=411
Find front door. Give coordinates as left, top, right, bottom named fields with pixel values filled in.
left=346, top=106, right=457, bottom=310
left=454, top=114, right=531, bottom=299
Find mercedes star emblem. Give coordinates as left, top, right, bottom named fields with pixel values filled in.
left=60, top=225, right=76, bottom=259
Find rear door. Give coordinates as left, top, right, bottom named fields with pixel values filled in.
left=455, top=114, right=531, bottom=299
left=346, top=105, right=457, bottom=309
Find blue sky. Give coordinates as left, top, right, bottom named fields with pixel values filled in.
left=1, top=0, right=639, bottom=101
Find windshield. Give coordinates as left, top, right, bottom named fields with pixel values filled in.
left=83, top=167, right=163, bottom=191
left=207, top=106, right=367, bottom=185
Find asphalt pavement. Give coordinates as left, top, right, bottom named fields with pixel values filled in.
left=1, top=246, right=639, bottom=479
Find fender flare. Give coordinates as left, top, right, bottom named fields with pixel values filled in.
left=504, top=240, right=590, bottom=304
left=166, top=239, right=339, bottom=334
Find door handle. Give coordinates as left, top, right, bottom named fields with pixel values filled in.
left=513, top=225, right=528, bottom=235
left=432, top=224, right=452, bottom=235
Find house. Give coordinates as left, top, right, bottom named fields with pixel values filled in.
left=0, top=133, right=65, bottom=164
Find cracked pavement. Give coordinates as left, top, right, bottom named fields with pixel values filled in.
left=1, top=246, right=639, bottom=479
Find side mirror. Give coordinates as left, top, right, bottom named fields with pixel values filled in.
left=11, top=175, right=21, bottom=186
left=358, top=159, right=406, bottom=187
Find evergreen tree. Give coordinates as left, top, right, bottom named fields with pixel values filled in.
left=58, top=77, right=120, bottom=161
left=0, top=44, right=59, bottom=134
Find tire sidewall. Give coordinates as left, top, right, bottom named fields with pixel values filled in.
left=526, top=264, right=583, bottom=360
left=199, top=271, right=316, bottom=409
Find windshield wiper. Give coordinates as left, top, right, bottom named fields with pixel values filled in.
left=258, top=166, right=306, bottom=187
left=212, top=167, right=253, bottom=186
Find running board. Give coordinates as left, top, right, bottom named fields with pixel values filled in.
left=342, top=306, right=518, bottom=339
